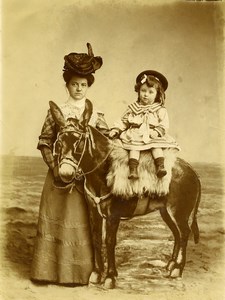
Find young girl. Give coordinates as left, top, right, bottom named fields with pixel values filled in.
left=109, top=70, right=180, bottom=180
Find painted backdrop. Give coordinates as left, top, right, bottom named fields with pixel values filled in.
left=1, top=0, right=225, bottom=163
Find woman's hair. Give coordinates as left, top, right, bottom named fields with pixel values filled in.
left=63, top=70, right=95, bottom=87
left=135, top=75, right=166, bottom=105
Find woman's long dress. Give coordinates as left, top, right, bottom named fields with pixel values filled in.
left=31, top=172, right=93, bottom=285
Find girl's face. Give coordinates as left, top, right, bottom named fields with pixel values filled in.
left=139, top=83, right=157, bottom=105
left=67, top=76, right=89, bottom=101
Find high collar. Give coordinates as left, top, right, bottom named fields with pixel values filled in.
left=67, top=96, right=86, bottom=108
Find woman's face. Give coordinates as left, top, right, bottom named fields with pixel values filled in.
left=67, top=76, right=89, bottom=101
left=139, top=83, right=157, bottom=105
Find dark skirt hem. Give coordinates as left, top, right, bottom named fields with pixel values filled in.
left=30, top=277, right=88, bottom=287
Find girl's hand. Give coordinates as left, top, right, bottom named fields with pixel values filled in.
left=108, top=129, right=120, bottom=139
left=149, top=129, right=159, bottom=139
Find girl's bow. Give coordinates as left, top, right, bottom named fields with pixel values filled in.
left=141, top=74, right=147, bottom=84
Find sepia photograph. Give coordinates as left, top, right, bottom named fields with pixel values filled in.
left=0, top=0, right=225, bottom=299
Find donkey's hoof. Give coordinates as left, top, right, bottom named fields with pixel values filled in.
left=104, top=277, right=116, bottom=289
left=167, top=260, right=176, bottom=271
left=170, top=267, right=182, bottom=278
left=89, top=271, right=101, bottom=285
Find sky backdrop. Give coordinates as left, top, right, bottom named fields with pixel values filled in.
left=1, top=0, right=225, bottom=163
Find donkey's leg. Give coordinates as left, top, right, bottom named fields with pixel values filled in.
left=159, top=206, right=181, bottom=274
left=104, top=216, right=120, bottom=289
left=170, top=219, right=191, bottom=278
left=88, top=208, right=104, bottom=285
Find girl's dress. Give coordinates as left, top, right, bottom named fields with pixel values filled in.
left=114, top=101, right=180, bottom=151
left=31, top=99, right=108, bottom=285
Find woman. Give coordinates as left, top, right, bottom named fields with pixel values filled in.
left=31, top=43, right=108, bottom=286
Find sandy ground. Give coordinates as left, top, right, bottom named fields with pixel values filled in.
left=0, top=156, right=225, bottom=300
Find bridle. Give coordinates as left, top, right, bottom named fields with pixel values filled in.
left=56, top=126, right=113, bottom=177
left=55, top=125, right=114, bottom=215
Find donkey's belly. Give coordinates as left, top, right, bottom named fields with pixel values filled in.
left=133, top=195, right=165, bottom=216
left=119, top=195, right=165, bottom=219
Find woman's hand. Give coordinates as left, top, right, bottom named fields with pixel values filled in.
left=108, top=129, right=120, bottom=139
left=53, top=165, right=61, bottom=182
left=149, top=129, right=159, bottom=139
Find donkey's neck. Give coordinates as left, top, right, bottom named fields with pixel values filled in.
left=80, top=126, right=112, bottom=172
left=85, top=160, right=110, bottom=197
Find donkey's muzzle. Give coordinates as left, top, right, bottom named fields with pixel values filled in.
left=59, top=162, right=76, bottom=183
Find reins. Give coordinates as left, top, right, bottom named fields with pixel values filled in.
left=80, top=144, right=114, bottom=177
left=52, top=179, right=82, bottom=194
left=57, top=126, right=114, bottom=178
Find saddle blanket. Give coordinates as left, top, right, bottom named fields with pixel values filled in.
left=107, top=143, right=178, bottom=198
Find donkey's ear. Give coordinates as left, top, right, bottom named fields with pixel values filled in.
left=79, top=99, right=93, bottom=130
left=49, top=101, right=66, bottom=127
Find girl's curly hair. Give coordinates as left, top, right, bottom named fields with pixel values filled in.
left=135, top=75, right=165, bottom=105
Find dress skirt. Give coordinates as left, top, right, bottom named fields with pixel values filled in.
left=120, top=128, right=180, bottom=151
left=31, top=170, right=93, bottom=285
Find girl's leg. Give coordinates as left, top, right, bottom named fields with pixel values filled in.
left=151, top=148, right=164, bottom=159
left=128, top=150, right=140, bottom=180
left=129, top=150, right=140, bottom=160
left=151, top=148, right=167, bottom=178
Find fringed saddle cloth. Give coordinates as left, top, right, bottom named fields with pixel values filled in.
left=107, top=142, right=178, bottom=198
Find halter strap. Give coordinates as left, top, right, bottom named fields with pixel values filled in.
left=84, top=180, right=111, bottom=219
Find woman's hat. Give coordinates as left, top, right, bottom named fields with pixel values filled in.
left=136, top=70, right=168, bottom=91
left=63, top=43, right=103, bottom=75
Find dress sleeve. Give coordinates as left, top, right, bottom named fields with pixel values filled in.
left=37, top=109, right=58, bottom=169
left=37, top=109, right=57, bottom=151
left=95, top=112, right=109, bottom=132
left=154, top=107, right=169, bottom=137
left=112, top=108, right=131, bottom=132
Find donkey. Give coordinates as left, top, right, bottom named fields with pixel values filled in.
left=49, top=101, right=201, bottom=289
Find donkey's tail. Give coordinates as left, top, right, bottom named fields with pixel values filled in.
left=191, top=176, right=201, bottom=244
left=191, top=216, right=200, bottom=244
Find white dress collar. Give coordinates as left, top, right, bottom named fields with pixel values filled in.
left=59, top=97, right=86, bottom=120
left=66, top=96, right=86, bottom=108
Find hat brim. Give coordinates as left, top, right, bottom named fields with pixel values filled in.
left=136, top=70, right=168, bottom=91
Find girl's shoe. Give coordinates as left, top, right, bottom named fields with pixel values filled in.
left=155, top=157, right=167, bottom=178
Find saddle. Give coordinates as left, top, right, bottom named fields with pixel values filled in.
left=107, top=142, right=178, bottom=199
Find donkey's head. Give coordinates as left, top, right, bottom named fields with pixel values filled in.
left=50, top=101, right=92, bottom=183
left=50, top=101, right=112, bottom=184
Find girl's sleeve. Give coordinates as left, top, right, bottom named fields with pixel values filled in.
left=111, top=108, right=131, bottom=132
left=154, top=107, right=169, bottom=137
left=37, top=109, right=58, bottom=169
left=95, top=112, right=109, bottom=133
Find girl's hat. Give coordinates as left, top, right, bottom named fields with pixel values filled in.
left=63, top=43, right=103, bottom=75
left=136, top=70, right=168, bottom=91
